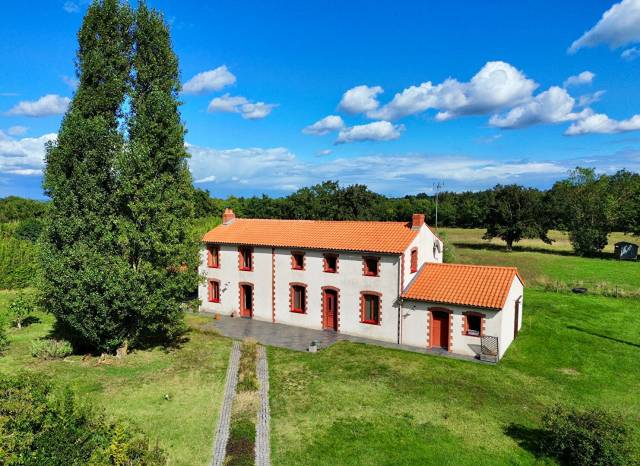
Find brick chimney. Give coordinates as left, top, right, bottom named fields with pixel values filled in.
left=222, top=208, right=236, bottom=225
left=412, top=213, right=425, bottom=230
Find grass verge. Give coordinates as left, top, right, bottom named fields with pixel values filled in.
left=225, top=338, right=259, bottom=465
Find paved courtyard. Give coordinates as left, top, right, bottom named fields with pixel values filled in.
left=201, top=314, right=481, bottom=362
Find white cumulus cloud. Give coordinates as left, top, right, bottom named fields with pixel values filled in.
left=7, top=126, right=28, bottom=136
left=569, top=0, right=640, bottom=53
left=207, top=94, right=277, bottom=120
left=0, top=130, right=56, bottom=175
left=370, top=61, right=536, bottom=121
left=182, top=65, right=236, bottom=94
left=563, top=71, right=595, bottom=87
left=338, top=85, right=383, bottom=114
left=336, top=121, right=404, bottom=144
left=6, top=94, right=70, bottom=117
left=621, top=46, right=640, bottom=60
left=489, top=87, right=584, bottom=129
left=302, top=115, right=345, bottom=135
left=565, top=110, right=640, bottom=135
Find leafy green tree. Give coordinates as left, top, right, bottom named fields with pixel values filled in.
left=115, top=2, right=197, bottom=345
left=560, top=168, right=612, bottom=256
left=41, top=0, right=134, bottom=352
left=483, top=184, right=552, bottom=251
left=8, top=292, right=35, bottom=329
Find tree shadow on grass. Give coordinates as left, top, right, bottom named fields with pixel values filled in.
left=567, top=325, right=640, bottom=348
left=504, top=423, right=550, bottom=461
left=454, top=242, right=616, bottom=259
left=13, top=315, right=41, bottom=328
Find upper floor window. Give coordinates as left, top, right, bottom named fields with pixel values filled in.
left=290, top=284, right=306, bottom=313
left=291, top=252, right=305, bottom=270
left=323, top=254, right=338, bottom=273
left=207, top=245, right=219, bottom=268
left=361, top=293, right=380, bottom=325
left=363, top=256, right=379, bottom=277
left=208, top=280, right=220, bottom=303
left=239, top=246, right=253, bottom=271
left=410, top=248, right=418, bottom=273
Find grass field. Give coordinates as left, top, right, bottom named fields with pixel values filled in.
left=441, top=228, right=640, bottom=295
left=269, top=289, right=640, bottom=465
left=0, top=290, right=230, bottom=466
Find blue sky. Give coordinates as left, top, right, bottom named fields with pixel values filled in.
left=2, top=0, right=640, bottom=199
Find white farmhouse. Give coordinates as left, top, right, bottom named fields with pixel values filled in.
left=199, top=209, right=524, bottom=360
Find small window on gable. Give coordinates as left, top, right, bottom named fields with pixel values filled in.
left=363, top=257, right=379, bottom=276
left=291, top=252, right=304, bottom=270
left=291, top=285, right=306, bottom=313
left=207, top=245, right=219, bottom=268
left=362, top=293, right=380, bottom=325
left=208, top=281, right=220, bottom=303
left=239, top=247, right=253, bottom=271
left=410, top=248, right=418, bottom=273
left=324, top=254, right=338, bottom=273
left=465, top=313, right=482, bottom=337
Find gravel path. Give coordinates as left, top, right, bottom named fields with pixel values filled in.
left=211, top=340, right=241, bottom=466
left=255, top=345, right=271, bottom=466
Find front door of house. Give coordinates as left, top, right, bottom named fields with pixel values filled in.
left=430, top=311, right=449, bottom=349
left=240, top=284, right=253, bottom=318
left=323, top=289, right=338, bottom=331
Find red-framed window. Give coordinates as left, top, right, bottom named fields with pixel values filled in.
left=323, top=253, right=338, bottom=273
left=291, top=251, right=305, bottom=270
left=238, top=246, right=253, bottom=271
left=363, top=256, right=379, bottom=277
left=207, top=245, right=220, bottom=268
left=410, top=248, right=418, bottom=273
left=290, top=284, right=306, bottom=313
left=361, top=293, right=380, bottom=325
left=208, top=280, right=220, bottom=303
left=463, top=312, right=484, bottom=337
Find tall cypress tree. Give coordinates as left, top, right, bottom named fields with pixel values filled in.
left=42, top=0, right=135, bottom=353
left=115, top=2, right=197, bottom=345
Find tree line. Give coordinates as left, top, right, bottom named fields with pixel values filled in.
left=193, top=168, right=640, bottom=256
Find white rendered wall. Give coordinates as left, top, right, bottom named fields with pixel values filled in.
left=274, top=249, right=401, bottom=342
left=402, top=225, right=443, bottom=289
left=497, top=276, right=524, bottom=358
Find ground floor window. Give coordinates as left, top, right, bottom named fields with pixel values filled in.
left=463, top=312, right=484, bottom=337
left=290, top=284, right=306, bottom=313
left=361, top=293, right=380, bottom=324
left=208, top=280, right=220, bottom=303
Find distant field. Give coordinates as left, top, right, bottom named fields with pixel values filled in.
left=441, top=228, right=640, bottom=295
left=269, top=289, right=640, bottom=465
left=0, top=290, right=230, bottom=466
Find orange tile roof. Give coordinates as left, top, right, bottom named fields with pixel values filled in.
left=202, top=218, right=419, bottom=254
left=402, top=263, right=524, bottom=310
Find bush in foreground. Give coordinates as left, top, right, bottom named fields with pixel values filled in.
left=0, top=372, right=166, bottom=465
left=30, top=338, right=73, bottom=359
left=540, top=404, right=633, bottom=465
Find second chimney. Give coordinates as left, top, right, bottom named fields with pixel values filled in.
left=222, top=208, right=236, bottom=225
left=412, top=213, right=425, bottom=230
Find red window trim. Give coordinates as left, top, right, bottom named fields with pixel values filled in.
left=291, top=251, right=305, bottom=270
left=238, top=246, right=254, bottom=271
left=462, top=311, right=485, bottom=337
left=289, top=282, right=308, bottom=314
left=362, top=256, right=380, bottom=277
left=208, top=279, right=220, bottom=303
left=323, top=253, right=339, bottom=273
left=360, top=291, right=382, bottom=325
left=410, top=247, right=418, bottom=273
left=207, top=244, right=220, bottom=268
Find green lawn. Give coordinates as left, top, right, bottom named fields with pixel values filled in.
left=0, top=290, right=230, bottom=466
left=441, top=228, right=640, bottom=294
left=269, top=289, right=640, bottom=465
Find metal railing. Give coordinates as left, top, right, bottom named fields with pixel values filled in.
left=480, top=335, right=499, bottom=363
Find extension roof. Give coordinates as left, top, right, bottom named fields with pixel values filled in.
left=402, top=262, right=524, bottom=310
left=202, top=218, right=420, bottom=254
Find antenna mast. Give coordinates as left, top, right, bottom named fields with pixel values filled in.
left=433, top=181, right=444, bottom=229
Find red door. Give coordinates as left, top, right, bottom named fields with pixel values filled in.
left=240, top=284, right=253, bottom=318
left=430, top=311, right=449, bottom=349
left=323, top=289, right=338, bottom=331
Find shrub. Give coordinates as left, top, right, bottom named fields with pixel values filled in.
left=0, top=314, right=9, bottom=353
left=0, top=372, right=166, bottom=465
left=540, top=404, right=632, bottom=465
left=438, top=230, right=457, bottom=263
left=31, top=338, right=73, bottom=359
left=13, top=218, right=43, bottom=242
